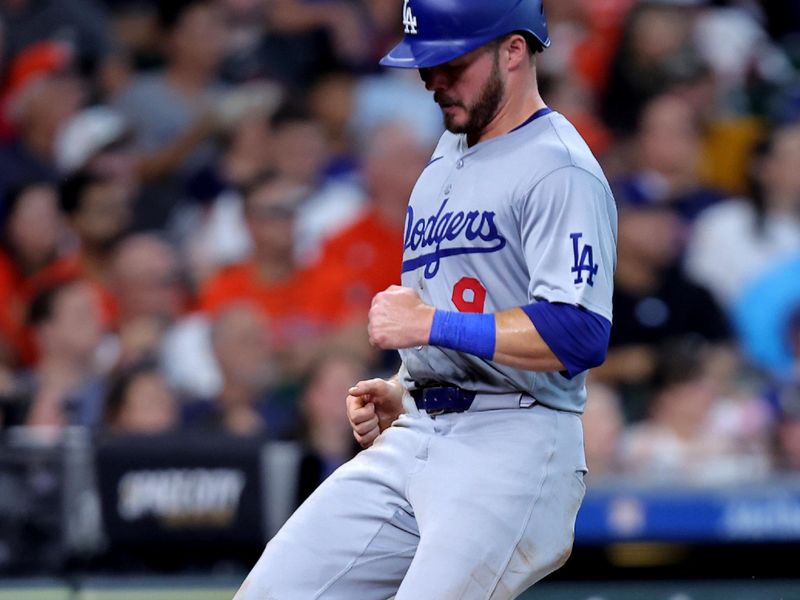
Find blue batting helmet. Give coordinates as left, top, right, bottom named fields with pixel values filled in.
left=380, top=0, right=550, bottom=69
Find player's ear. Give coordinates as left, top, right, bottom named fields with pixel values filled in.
left=504, top=33, right=528, bottom=71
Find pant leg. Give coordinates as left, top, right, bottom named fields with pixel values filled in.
left=395, top=406, right=586, bottom=600
left=489, top=412, right=587, bottom=599
left=235, top=415, right=429, bottom=600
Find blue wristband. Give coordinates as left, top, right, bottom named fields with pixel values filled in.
left=428, top=310, right=496, bottom=360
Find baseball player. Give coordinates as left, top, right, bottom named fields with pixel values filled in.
left=235, top=0, right=617, bottom=598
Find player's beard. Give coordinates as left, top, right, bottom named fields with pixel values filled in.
left=438, top=50, right=505, bottom=138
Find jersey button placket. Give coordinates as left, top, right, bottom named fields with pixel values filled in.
left=456, top=158, right=464, bottom=169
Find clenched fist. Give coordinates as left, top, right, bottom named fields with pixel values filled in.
left=368, top=285, right=435, bottom=350
left=346, top=378, right=405, bottom=448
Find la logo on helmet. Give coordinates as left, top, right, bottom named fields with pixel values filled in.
left=403, top=0, right=418, bottom=34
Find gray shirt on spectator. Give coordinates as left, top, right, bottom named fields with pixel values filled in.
left=113, top=73, right=225, bottom=230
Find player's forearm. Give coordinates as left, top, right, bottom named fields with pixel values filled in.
left=424, top=303, right=609, bottom=376
left=370, top=287, right=604, bottom=375
left=424, top=306, right=562, bottom=372
left=491, top=307, right=565, bottom=371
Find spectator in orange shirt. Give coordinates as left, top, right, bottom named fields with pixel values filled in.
left=200, top=172, right=370, bottom=378
left=30, top=171, right=133, bottom=326
left=0, top=180, right=65, bottom=365
left=318, top=122, right=431, bottom=315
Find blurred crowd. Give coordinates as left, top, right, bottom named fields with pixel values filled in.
left=0, top=0, right=799, bottom=493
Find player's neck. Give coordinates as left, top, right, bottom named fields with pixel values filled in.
left=470, top=86, right=547, bottom=147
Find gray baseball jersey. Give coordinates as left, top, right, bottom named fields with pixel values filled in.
left=399, top=110, right=617, bottom=413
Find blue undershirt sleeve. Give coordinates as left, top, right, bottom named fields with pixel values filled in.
left=521, top=300, right=611, bottom=379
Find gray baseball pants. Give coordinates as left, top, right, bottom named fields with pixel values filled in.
left=235, top=398, right=587, bottom=600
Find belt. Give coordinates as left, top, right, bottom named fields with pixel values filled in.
left=410, top=386, right=535, bottom=416
left=411, top=386, right=476, bottom=415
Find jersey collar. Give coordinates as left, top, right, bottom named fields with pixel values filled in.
left=458, top=107, right=554, bottom=154
left=510, top=107, right=553, bottom=133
